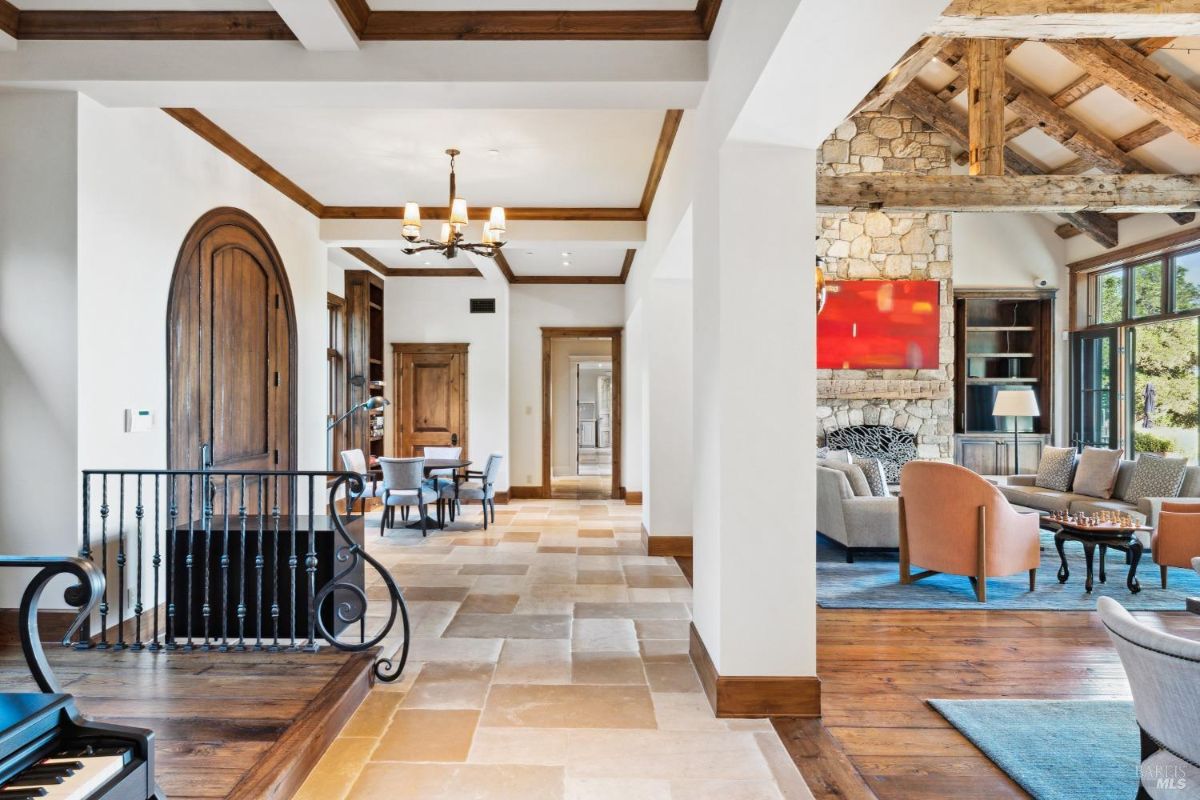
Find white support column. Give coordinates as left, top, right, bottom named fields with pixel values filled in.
left=691, top=140, right=817, bottom=712
left=645, top=274, right=693, bottom=545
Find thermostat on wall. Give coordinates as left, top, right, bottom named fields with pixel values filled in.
left=125, top=409, right=154, bottom=433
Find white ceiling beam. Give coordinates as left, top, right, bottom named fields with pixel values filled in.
left=0, top=40, right=705, bottom=109
left=267, top=0, right=359, bottom=52
left=319, top=218, right=645, bottom=249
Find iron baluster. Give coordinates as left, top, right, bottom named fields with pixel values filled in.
left=76, top=475, right=92, bottom=649
left=201, top=470, right=213, bottom=649
left=289, top=475, right=298, bottom=648
left=97, top=475, right=109, bottom=649
left=115, top=475, right=126, bottom=649
left=184, top=474, right=195, bottom=651
left=166, top=476, right=178, bottom=650
left=305, top=475, right=317, bottom=650
left=219, top=475, right=230, bottom=651
left=236, top=475, right=248, bottom=651
left=255, top=476, right=265, bottom=650
left=131, top=475, right=145, bottom=650
left=270, top=474, right=281, bottom=651
left=150, top=476, right=162, bottom=652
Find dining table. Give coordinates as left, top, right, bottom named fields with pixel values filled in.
left=405, top=457, right=471, bottom=530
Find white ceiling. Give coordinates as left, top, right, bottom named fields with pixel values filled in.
left=506, top=245, right=625, bottom=276
left=362, top=246, right=475, bottom=268
left=200, top=108, right=664, bottom=208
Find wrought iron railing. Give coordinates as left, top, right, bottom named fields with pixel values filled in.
left=75, top=469, right=409, bottom=682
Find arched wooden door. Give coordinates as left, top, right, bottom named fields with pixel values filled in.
left=167, top=208, right=296, bottom=475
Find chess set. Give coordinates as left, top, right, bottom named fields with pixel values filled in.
left=1047, top=509, right=1147, bottom=531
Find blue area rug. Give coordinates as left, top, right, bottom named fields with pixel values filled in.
left=817, top=532, right=1200, bottom=610
left=928, top=699, right=1142, bottom=800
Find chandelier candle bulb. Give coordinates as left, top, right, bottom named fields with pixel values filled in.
left=400, top=149, right=506, bottom=260
left=402, top=202, right=422, bottom=241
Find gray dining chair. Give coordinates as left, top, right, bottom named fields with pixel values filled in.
left=340, top=448, right=382, bottom=513
left=378, top=457, right=438, bottom=537
left=441, top=453, right=502, bottom=530
left=1097, top=596, right=1200, bottom=799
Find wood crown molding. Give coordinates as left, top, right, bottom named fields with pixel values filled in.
left=343, top=247, right=483, bottom=278
left=1067, top=226, right=1200, bottom=274
left=498, top=248, right=637, bottom=285
left=390, top=342, right=470, bottom=353
left=10, top=2, right=720, bottom=41
left=690, top=624, right=821, bottom=718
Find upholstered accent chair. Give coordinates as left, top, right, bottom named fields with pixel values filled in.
left=1097, top=596, right=1200, bottom=800
left=378, top=457, right=439, bottom=537
left=899, top=461, right=1041, bottom=602
left=1153, top=502, right=1200, bottom=589
left=442, top=453, right=503, bottom=530
left=340, top=448, right=381, bottom=512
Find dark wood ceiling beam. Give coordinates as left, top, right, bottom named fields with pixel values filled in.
left=361, top=10, right=705, bottom=40
left=0, top=0, right=17, bottom=39
left=695, top=0, right=722, bottom=36
left=163, top=109, right=322, bottom=215
left=17, top=10, right=296, bottom=40
left=619, top=249, right=636, bottom=282
left=818, top=173, right=1200, bottom=214
left=893, top=82, right=1117, bottom=247
left=640, top=110, right=683, bottom=217
left=333, top=0, right=369, bottom=37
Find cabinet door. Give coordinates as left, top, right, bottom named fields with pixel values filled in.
left=957, top=438, right=1002, bottom=475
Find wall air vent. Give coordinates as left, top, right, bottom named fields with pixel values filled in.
left=470, top=298, right=497, bottom=314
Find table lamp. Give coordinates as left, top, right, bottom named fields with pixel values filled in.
left=993, top=389, right=1040, bottom=475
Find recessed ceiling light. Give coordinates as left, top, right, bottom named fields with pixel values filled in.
left=423, top=261, right=431, bottom=265
left=563, top=261, right=571, bottom=267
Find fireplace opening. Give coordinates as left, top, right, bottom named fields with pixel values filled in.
left=824, top=425, right=919, bottom=484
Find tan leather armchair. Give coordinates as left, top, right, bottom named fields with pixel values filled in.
left=1152, top=502, right=1200, bottom=588
left=899, top=461, right=1041, bottom=602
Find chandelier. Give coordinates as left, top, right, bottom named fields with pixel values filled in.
left=401, top=149, right=507, bottom=259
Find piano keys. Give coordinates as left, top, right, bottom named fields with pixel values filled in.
left=0, top=694, right=159, bottom=800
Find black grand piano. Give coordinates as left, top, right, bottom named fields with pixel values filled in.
left=0, top=557, right=161, bottom=800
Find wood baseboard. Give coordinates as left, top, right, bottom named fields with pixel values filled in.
left=509, top=485, right=544, bottom=500
left=689, top=623, right=821, bottom=718
left=0, top=608, right=76, bottom=642
left=624, top=490, right=643, bottom=505
left=641, top=524, right=693, bottom=557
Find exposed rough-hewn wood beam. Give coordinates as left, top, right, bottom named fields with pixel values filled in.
left=894, top=82, right=1117, bottom=247
left=1055, top=213, right=1138, bottom=239
left=1049, top=37, right=1172, bottom=108
left=1114, top=121, right=1171, bottom=152
left=1051, top=40, right=1200, bottom=148
left=933, top=1, right=1200, bottom=38
left=818, top=174, right=1200, bottom=213
left=854, top=36, right=948, bottom=115
left=968, top=38, right=1007, bottom=175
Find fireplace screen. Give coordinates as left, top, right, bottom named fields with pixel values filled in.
left=825, top=425, right=919, bottom=484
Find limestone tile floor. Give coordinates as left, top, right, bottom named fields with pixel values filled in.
left=296, top=498, right=813, bottom=800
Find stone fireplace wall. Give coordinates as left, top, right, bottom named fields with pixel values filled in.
left=815, top=103, right=955, bottom=461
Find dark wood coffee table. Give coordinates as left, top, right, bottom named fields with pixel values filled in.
left=1045, top=518, right=1152, bottom=594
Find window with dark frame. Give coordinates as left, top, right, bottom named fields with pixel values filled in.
left=327, top=294, right=346, bottom=470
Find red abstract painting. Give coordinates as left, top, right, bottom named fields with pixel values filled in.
left=817, top=280, right=940, bottom=370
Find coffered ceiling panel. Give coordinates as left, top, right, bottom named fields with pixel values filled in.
left=505, top=245, right=624, bottom=276
left=199, top=108, right=664, bottom=208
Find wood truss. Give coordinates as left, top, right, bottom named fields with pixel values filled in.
left=832, top=23, right=1200, bottom=250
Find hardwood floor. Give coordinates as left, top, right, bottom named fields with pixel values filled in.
left=776, top=607, right=1200, bottom=800
left=0, top=644, right=374, bottom=799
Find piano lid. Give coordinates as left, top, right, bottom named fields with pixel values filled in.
left=0, top=694, right=73, bottom=758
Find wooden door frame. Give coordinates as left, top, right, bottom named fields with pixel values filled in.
left=391, top=342, right=470, bottom=459
left=541, top=327, right=622, bottom=499
left=166, top=206, right=298, bottom=470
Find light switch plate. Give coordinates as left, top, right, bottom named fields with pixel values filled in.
left=125, top=408, right=154, bottom=433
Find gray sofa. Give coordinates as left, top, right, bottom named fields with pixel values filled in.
left=817, top=460, right=899, bottom=562
left=1000, top=459, right=1200, bottom=530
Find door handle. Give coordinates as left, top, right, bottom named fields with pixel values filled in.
left=451, top=433, right=459, bottom=446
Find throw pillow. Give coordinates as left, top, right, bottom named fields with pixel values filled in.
left=1122, top=453, right=1188, bottom=504
left=1072, top=447, right=1124, bottom=499
left=824, top=449, right=852, bottom=464
left=822, top=460, right=873, bottom=497
left=854, top=457, right=889, bottom=497
left=816, top=446, right=829, bottom=460
left=1034, top=447, right=1077, bottom=492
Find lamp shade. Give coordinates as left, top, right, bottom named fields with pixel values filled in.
left=364, top=396, right=390, bottom=411
left=450, top=198, right=469, bottom=226
left=993, top=389, right=1040, bottom=417
left=402, top=202, right=421, bottom=226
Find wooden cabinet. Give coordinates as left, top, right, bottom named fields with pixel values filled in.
left=955, top=434, right=1049, bottom=476
left=344, top=270, right=386, bottom=463
left=954, top=289, right=1056, bottom=476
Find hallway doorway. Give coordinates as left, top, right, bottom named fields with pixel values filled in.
left=541, top=327, right=622, bottom=500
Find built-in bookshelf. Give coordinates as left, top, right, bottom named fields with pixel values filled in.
left=954, top=289, right=1056, bottom=475
left=345, top=270, right=387, bottom=464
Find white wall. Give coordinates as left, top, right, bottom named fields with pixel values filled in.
left=508, top=284, right=624, bottom=488
left=76, top=97, right=330, bottom=477
left=0, top=90, right=79, bottom=607
left=952, top=212, right=1070, bottom=445
left=384, top=274, right=511, bottom=490
left=645, top=276, right=693, bottom=537
left=550, top=341, right=611, bottom=476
